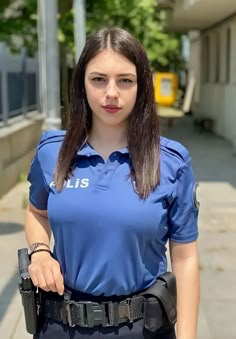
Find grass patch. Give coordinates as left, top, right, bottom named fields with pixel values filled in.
left=218, top=229, right=227, bottom=233
left=22, top=193, right=28, bottom=209
left=216, top=267, right=224, bottom=272
left=18, top=173, right=27, bottom=183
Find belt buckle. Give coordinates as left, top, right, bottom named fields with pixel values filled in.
left=119, top=298, right=133, bottom=323
left=82, top=301, right=107, bottom=327
left=62, top=290, right=76, bottom=327
left=66, top=301, right=75, bottom=327
left=105, top=301, right=119, bottom=326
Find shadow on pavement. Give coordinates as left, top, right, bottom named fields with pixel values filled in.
left=0, top=269, right=20, bottom=322
left=161, top=116, right=236, bottom=189
left=0, top=222, right=23, bottom=235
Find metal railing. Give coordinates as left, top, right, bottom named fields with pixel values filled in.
left=0, top=43, right=39, bottom=126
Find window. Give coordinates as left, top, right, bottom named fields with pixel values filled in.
left=202, top=35, right=210, bottom=83
left=215, top=32, right=220, bottom=83
left=226, top=27, right=231, bottom=83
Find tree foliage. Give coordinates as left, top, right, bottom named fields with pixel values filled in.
left=0, top=0, right=183, bottom=128
left=0, top=0, right=182, bottom=71
left=86, top=0, right=182, bottom=71
left=0, top=0, right=37, bottom=55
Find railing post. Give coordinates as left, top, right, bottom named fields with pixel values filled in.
left=1, top=69, right=9, bottom=125
left=0, top=43, right=9, bottom=125
left=21, top=47, right=28, bottom=118
left=35, top=53, right=40, bottom=113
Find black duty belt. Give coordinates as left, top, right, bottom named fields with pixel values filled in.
left=43, top=291, right=145, bottom=328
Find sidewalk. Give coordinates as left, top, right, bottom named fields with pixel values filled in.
left=0, top=116, right=236, bottom=338
left=162, top=116, right=236, bottom=339
left=0, top=182, right=31, bottom=338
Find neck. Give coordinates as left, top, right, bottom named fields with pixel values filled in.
left=88, top=122, right=128, bottom=159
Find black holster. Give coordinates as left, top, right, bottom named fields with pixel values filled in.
left=18, top=248, right=42, bottom=334
left=141, top=272, right=177, bottom=333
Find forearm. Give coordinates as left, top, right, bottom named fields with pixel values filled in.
left=170, top=241, right=200, bottom=339
left=25, top=202, right=51, bottom=247
left=173, top=257, right=199, bottom=339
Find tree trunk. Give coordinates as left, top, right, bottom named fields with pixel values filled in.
left=60, top=43, right=70, bottom=129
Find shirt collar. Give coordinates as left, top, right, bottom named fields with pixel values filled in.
left=117, top=147, right=129, bottom=155
left=77, top=143, right=129, bottom=157
left=77, top=143, right=98, bottom=157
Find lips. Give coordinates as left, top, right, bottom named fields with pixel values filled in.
left=102, top=105, right=122, bottom=114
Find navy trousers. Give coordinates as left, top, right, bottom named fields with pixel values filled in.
left=34, top=318, right=176, bottom=338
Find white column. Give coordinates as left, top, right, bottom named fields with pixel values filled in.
left=38, top=0, right=61, bottom=130
left=73, top=0, right=86, bottom=63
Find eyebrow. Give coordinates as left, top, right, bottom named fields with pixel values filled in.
left=89, top=72, right=136, bottom=78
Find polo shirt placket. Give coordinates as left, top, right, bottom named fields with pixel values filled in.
left=77, top=145, right=129, bottom=191
left=95, top=152, right=123, bottom=190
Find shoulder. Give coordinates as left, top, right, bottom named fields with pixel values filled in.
left=37, top=130, right=66, bottom=151
left=160, top=136, right=190, bottom=163
left=28, top=131, right=66, bottom=191
left=160, top=137, right=191, bottom=180
left=35, top=130, right=66, bottom=170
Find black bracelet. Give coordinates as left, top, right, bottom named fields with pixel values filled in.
left=30, top=249, right=52, bottom=258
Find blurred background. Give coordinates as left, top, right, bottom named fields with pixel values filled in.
left=0, top=1, right=236, bottom=339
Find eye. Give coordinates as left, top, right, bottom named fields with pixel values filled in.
left=120, top=78, right=133, bottom=84
left=91, top=77, right=106, bottom=82
left=118, top=78, right=136, bottom=89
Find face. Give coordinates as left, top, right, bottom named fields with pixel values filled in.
left=84, top=49, right=137, bottom=128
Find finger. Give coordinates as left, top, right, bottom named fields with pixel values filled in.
left=30, top=273, right=39, bottom=288
left=43, top=266, right=58, bottom=293
left=52, top=264, right=64, bottom=295
left=28, top=264, right=39, bottom=288
left=36, top=271, right=51, bottom=292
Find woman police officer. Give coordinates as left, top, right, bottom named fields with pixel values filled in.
left=25, top=27, right=200, bottom=338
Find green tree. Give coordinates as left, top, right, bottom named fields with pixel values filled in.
left=58, top=0, right=74, bottom=128
left=0, top=1, right=182, bottom=70
left=86, top=0, right=182, bottom=71
left=0, top=0, right=183, bottom=127
left=0, top=0, right=37, bottom=56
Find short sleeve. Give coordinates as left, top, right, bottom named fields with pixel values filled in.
left=27, top=150, right=49, bottom=210
left=168, top=157, right=199, bottom=242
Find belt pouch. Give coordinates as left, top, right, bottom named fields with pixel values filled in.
left=142, top=272, right=177, bottom=333
left=19, top=288, right=38, bottom=334
left=143, top=296, right=165, bottom=332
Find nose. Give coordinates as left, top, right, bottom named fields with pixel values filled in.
left=106, top=80, right=119, bottom=99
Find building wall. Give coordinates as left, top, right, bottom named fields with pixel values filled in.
left=189, top=16, right=236, bottom=144
left=0, top=113, right=43, bottom=197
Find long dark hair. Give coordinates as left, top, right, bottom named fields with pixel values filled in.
left=54, top=27, right=160, bottom=198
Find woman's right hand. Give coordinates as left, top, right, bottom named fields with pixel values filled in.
left=28, top=252, right=64, bottom=295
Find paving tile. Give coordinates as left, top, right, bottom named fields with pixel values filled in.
left=202, top=300, right=236, bottom=338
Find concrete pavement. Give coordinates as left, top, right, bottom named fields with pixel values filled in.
left=162, top=116, right=236, bottom=339
left=0, top=116, right=236, bottom=338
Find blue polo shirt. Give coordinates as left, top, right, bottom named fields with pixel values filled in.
left=28, top=130, right=198, bottom=296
